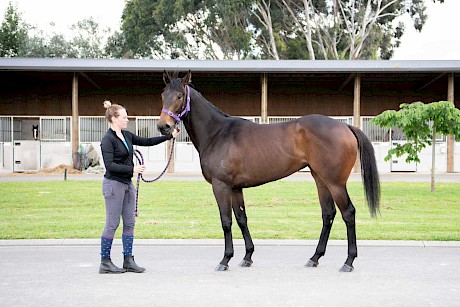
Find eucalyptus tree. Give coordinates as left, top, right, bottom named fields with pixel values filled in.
left=119, top=0, right=444, bottom=60
left=121, top=0, right=253, bottom=59
left=273, top=0, right=445, bottom=60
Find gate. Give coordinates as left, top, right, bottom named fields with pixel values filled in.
left=40, top=117, right=72, bottom=169
left=174, top=120, right=201, bottom=172
left=268, top=116, right=352, bottom=125
left=0, top=116, right=13, bottom=171
left=79, top=116, right=108, bottom=169
left=361, top=117, right=392, bottom=173
left=135, top=117, right=169, bottom=172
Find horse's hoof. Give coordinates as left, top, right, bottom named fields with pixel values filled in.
left=305, top=260, right=318, bottom=268
left=215, top=264, right=229, bottom=271
left=339, top=264, right=354, bottom=272
left=239, top=259, right=253, bottom=267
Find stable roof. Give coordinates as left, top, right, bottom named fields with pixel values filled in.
left=1, top=58, right=460, bottom=73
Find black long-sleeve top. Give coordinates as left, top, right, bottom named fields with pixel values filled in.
left=101, top=128, right=172, bottom=184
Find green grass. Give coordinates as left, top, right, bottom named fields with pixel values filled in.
left=1, top=180, right=459, bottom=241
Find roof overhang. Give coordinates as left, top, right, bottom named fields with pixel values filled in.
left=1, top=58, right=460, bottom=73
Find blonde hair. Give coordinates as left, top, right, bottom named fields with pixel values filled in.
left=103, top=100, right=126, bottom=123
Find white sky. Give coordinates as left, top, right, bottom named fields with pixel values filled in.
left=1, top=0, right=459, bottom=60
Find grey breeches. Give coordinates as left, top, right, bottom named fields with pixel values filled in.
left=101, top=178, right=136, bottom=239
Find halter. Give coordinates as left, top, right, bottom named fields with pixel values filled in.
left=161, top=85, right=190, bottom=122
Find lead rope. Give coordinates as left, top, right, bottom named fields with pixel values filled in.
left=133, top=138, right=175, bottom=217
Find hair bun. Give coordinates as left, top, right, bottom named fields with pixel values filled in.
left=103, top=100, right=112, bottom=109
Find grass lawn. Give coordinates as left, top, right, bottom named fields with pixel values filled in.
left=0, top=180, right=459, bottom=241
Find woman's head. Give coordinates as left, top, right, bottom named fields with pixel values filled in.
left=103, top=100, right=128, bottom=129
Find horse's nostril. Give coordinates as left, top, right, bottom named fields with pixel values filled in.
left=158, top=124, right=171, bottom=135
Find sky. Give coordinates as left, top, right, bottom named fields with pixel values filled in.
left=1, top=0, right=459, bottom=60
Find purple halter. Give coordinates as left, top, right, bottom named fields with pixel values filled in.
left=161, top=85, right=190, bottom=122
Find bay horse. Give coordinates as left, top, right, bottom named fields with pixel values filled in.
left=157, top=71, right=380, bottom=272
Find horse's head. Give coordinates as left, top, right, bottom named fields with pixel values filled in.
left=157, top=70, right=192, bottom=135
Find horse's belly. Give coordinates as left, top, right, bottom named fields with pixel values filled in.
left=200, top=135, right=307, bottom=187
left=232, top=156, right=306, bottom=187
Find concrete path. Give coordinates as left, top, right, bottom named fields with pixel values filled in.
left=1, top=239, right=459, bottom=307
left=1, top=171, right=460, bottom=182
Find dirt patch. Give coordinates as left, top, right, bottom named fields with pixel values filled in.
left=23, top=164, right=81, bottom=175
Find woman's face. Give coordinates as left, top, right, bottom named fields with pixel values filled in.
left=112, top=108, right=129, bottom=129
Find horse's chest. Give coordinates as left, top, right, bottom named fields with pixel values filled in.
left=200, top=149, right=237, bottom=178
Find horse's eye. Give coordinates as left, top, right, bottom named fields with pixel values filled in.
left=177, top=94, right=183, bottom=100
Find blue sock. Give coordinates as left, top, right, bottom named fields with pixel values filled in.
left=122, top=235, right=134, bottom=256
left=100, top=237, right=113, bottom=259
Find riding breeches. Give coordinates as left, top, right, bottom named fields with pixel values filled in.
left=101, top=177, right=136, bottom=239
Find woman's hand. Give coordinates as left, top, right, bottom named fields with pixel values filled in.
left=134, top=165, right=146, bottom=174
left=172, top=127, right=181, bottom=138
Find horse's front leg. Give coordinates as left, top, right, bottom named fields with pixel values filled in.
left=231, top=188, right=254, bottom=267
left=212, top=179, right=234, bottom=271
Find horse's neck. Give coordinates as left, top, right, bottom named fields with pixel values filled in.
left=184, top=90, right=226, bottom=153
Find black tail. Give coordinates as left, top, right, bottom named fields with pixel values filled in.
left=348, top=125, right=380, bottom=217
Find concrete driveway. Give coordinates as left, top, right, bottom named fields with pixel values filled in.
left=1, top=239, right=459, bottom=307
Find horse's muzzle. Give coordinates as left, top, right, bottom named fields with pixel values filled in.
left=158, top=123, right=173, bottom=136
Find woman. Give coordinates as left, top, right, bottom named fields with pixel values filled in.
left=99, top=100, right=179, bottom=274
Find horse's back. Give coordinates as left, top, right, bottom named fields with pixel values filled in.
left=295, top=115, right=358, bottom=183
left=297, top=114, right=354, bottom=144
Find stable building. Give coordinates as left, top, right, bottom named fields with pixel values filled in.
left=0, top=58, right=459, bottom=173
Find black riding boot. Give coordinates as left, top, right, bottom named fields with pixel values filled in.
left=99, top=258, right=126, bottom=274
left=123, top=255, right=146, bottom=273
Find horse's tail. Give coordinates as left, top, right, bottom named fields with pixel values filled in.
left=348, top=125, right=380, bottom=217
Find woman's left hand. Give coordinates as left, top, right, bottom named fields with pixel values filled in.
left=172, top=128, right=181, bottom=138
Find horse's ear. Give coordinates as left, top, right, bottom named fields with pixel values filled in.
left=182, top=70, right=192, bottom=85
left=163, top=70, right=171, bottom=85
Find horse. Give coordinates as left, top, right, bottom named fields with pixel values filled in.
left=157, top=71, right=380, bottom=272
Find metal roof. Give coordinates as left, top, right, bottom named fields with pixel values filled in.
left=1, top=58, right=460, bottom=73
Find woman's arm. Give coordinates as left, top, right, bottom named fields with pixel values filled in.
left=130, top=132, right=172, bottom=147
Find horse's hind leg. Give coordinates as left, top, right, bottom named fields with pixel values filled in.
left=231, top=188, right=254, bottom=267
left=306, top=173, right=336, bottom=268
left=330, top=185, right=357, bottom=272
left=212, top=179, right=234, bottom=271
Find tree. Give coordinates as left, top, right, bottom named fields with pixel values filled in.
left=18, top=18, right=110, bottom=58
left=0, top=2, right=28, bottom=57
left=1, top=0, right=113, bottom=58
left=372, top=101, right=460, bottom=192
left=105, top=31, right=132, bottom=59
left=18, top=26, right=73, bottom=58
left=69, top=17, right=110, bottom=58
left=119, top=0, right=444, bottom=60
left=121, top=0, right=254, bottom=59
left=272, top=0, right=445, bottom=60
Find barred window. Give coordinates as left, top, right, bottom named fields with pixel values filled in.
left=361, top=117, right=389, bottom=142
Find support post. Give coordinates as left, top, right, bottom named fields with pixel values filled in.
left=447, top=73, right=454, bottom=173
left=261, top=73, right=268, bottom=124
left=71, top=73, right=79, bottom=168
left=353, top=73, right=361, bottom=172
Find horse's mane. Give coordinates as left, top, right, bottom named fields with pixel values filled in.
left=169, top=76, right=230, bottom=118
left=195, top=90, right=230, bottom=118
